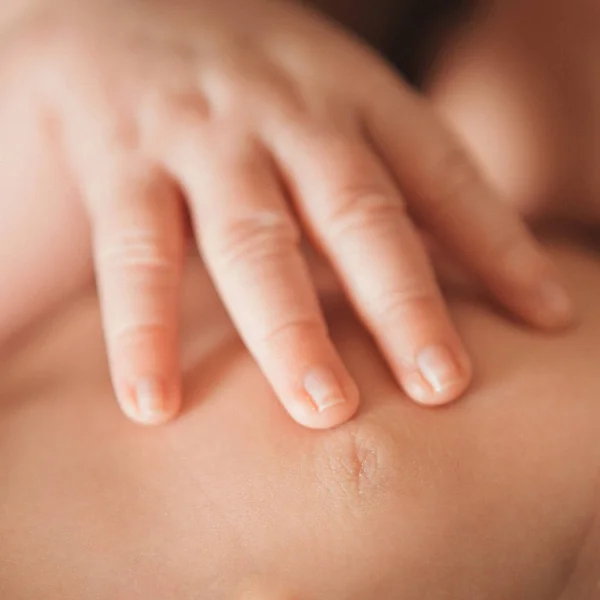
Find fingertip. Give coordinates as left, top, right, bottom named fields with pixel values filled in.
left=402, top=343, right=472, bottom=407
left=530, top=278, right=576, bottom=330
left=284, top=365, right=360, bottom=430
left=117, top=377, right=181, bottom=426
left=288, top=399, right=360, bottom=430
left=499, top=262, right=577, bottom=332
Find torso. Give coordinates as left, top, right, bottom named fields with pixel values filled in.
left=0, top=232, right=599, bottom=599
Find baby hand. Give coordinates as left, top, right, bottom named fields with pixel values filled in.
left=2, top=0, right=573, bottom=427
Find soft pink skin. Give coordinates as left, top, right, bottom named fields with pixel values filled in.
left=0, top=3, right=599, bottom=598
left=0, top=234, right=598, bottom=599
left=0, top=0, right=573, bottom=427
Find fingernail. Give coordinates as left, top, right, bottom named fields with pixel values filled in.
left=539, top=279, right=573, bottom=320
left=303, top=367, right=347, bottom=412
left=135, top=378, right=166, bottom=423
left=416, top=344, right=464, bottom=394
left=402, top=370, right=432, bottom=404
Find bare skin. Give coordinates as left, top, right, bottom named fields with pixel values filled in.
left=2, top=3, right=600, bottom=598
left=427, top=0, right=600, bottom=225
left=0, top=231, right=599, bottom=600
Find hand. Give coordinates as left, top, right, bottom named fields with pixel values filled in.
left=0, top=0, right=573, bottom=427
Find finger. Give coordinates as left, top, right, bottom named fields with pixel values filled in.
left=267, top=119, right=471, bottom=406
left=84, top=162, right=184, bottom=425
left=165, top=132, right=359, bottom=428
left=366, top=80, right=574, bottom=330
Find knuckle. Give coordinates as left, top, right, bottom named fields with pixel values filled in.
left=313, top=419, right=398, bottom=513
left=165, top=93, right=212, bottom=123
left=367, top=287, right=440, bottom=328
left=203, top=40, right=305, bottom=119
left=328, top=189, right=404, bottom=238
left=109, top=321, right=172, bottom=351
left=254, top=64, right=309, bottom=117
left=209, top=211, right=300, bottom=270
left=203, top=46, right=256, bottom=104
left=98, top=228, right=179, bottom=287
left=256, top=78, right=307, bottom=122
left=147, top=92, right=211, bottom=152
left=259, top=315, right=325, bottom=349
left=96, top=114, right=142, bottom=157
